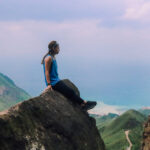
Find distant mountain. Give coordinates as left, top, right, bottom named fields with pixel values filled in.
left=94, top=113, right=118, bottom=130
left=89, top=113, right=102, bottom=118
left=97, top=113, right=119, bottom=122
left=138, top=108, right=150, bottom=117
left=97, top=109, right=147, bottom=150
left=0, top=72, right=31, bottom=111
left=104, top=109, right=146, bottom=134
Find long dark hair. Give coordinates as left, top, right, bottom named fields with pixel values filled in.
left=41, top=40, right=59, bottom=64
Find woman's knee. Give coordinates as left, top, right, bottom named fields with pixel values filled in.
left=66, top=88, right=76, bottom=98
left=52, top=81, right=76, bottom=98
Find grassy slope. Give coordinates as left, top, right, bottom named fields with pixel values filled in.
left=138, top=109, right=150, bottom=117
left=96, top=109, right=147, bottom=150
left=129, top=123, right=146, bottom=150
left=0, top=72, right=31, bottom=111
left=95, top=113, right=119, bottom=133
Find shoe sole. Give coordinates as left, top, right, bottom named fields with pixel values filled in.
left=82, top=102, right=97, bottom=111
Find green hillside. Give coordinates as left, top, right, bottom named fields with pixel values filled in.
left=95, top=113, right=119, bottom=132
left=103, top=109, right=146, bottom=136
left=89, top=114, right=101, bottom=118
left=128, top=124, right=145, bottom=150
left=138, top=108, right=150, bottom=117
left=0, top=72, right=31, bottom=111
left=97, top=109, right=147, bottom=150
left=96, top=113, right=119, bottom=124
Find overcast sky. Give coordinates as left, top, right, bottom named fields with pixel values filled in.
left=0, top=0, right=150, bottom=109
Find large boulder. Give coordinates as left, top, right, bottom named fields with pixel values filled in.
left=0, top=79, right=105, bottom=150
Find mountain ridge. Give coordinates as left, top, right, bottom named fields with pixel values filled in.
left=97, top=109, right=147, bottom=150
left=0, top=72, right=31, bottom=111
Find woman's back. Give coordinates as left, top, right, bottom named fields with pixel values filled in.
left=43, top=54, right=60, bottom=86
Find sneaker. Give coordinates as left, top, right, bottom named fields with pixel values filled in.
left=81, top=101, right=97, bottom=111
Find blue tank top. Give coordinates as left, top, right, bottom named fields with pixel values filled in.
left=43, top=54, right=60, bottom=86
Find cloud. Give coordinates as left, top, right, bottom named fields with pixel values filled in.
left=0, top=0, right=124, bottom=21
left=122, top=0, right=150, bottom=22
left=0, top=0, right=150, bottom=28
left=0, top=19, right=150, bottom=64
left=0, top=1, right=150, bottom=105
left=0, top=19, right=150, bottom=105
left=88, top=101, right=128, bottom=115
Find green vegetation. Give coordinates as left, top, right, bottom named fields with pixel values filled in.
left=95, top=109, right=147, bottom=150
left=0, top=72, right=31, bottom=111
left=138, top=108, right=150, bottom=117
left=95, top=113, right=119, bottom=133
left=129, top=125, right=145, bottom=150
left=102, top=129, right=128, bottom=150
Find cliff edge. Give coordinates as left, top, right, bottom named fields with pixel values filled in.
left=0, top=79, right=105, bottom=150
left=142, top=115, right=150, bottom=150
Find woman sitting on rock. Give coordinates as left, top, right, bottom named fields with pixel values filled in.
left=41, top=40, right=97, bottom=111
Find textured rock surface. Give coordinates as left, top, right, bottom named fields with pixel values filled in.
left=142, top=115, right=150, bottom=150
left=0, top=79, right=105, bottom=150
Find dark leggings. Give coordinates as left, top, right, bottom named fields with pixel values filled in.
left=51, top=80, right=84, bottom=105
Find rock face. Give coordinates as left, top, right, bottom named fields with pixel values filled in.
left=142, top=115, right=150, bottom=150
left=0, top=79, right=105, bottom=150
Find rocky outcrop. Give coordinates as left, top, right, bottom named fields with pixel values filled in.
left=142, top=115, right=150, bottom=150
left=0, top=79, right=105, bottom=150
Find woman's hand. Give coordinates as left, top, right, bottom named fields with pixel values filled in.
left=42, top=85, right=53, bottom=94
left=46, top=85, right=53, bottom=91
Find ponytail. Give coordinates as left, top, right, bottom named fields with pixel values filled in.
left=41, top=40, right=59, bottom=64
left=41, top=51, right=49, bottom=64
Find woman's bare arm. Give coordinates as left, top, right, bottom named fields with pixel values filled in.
left=44, top=56, right=52, bottom=85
